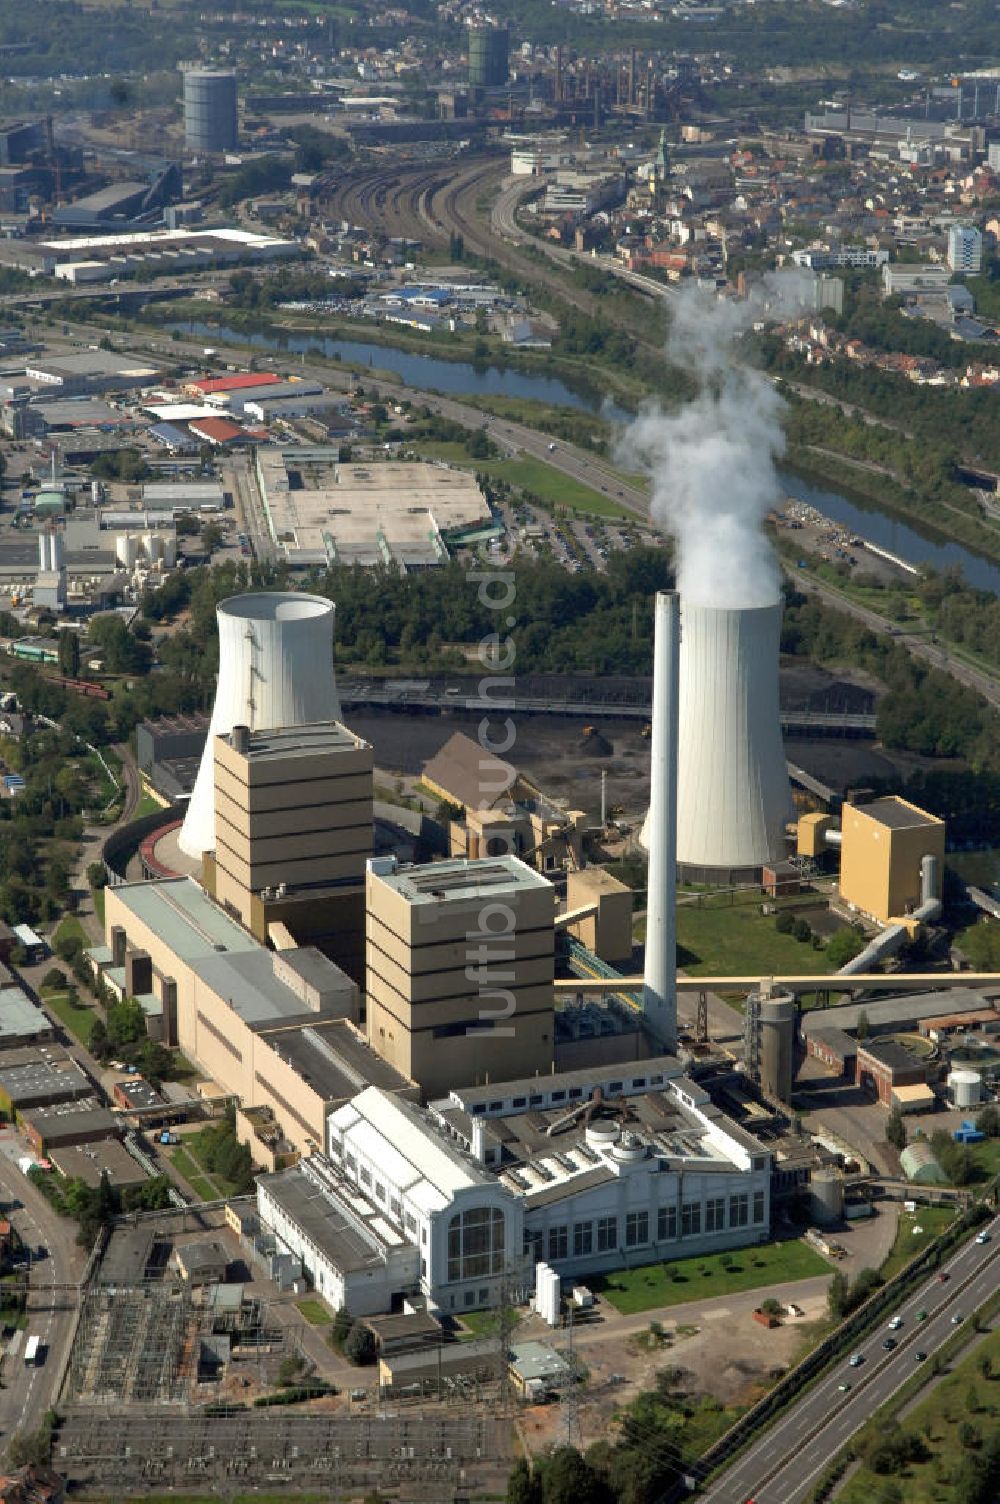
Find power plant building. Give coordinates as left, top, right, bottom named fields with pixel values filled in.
left=839, top=797, right=945, bottom=924
left=179, top=593, right=341, bottom=861
left=674, top=599, right=794, bottom=880
left=205, top=721, right=372, bottom=974
left=255, top=1060, right=771, bottom=1317
left=89, top=877, right=414, bottom=1156
left=183, top=69, right=239, bottom=153
left=365, top=855, right=556, bottom=1100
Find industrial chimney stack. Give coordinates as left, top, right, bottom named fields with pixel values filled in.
left=642, top=590, right=680, bottom=1052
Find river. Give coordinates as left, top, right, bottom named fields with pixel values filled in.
left=170, top=319, right=1000, bottom=594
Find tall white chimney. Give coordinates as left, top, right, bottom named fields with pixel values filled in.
left=179, top=592, right=342, bottom=859
left=675, top=599, right=793, bottom=876
left=642, top=590, right=679, bottom=1052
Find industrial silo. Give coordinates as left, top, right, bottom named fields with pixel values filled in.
left=468, top=24, right=509, bottom=87
left=809, top=1168, right=844, bottom=1226
left=947, top=1068, right=982, bottom=1109
left=745, top=984, right=796, bottom=1104
left=183, top=69, right=238, bottom=153
left=178, top=592, right=341, bottom=859
left=676, top=599, right=794, bottom=880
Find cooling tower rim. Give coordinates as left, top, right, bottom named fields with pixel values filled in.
left=218, top=591, right=334, bottom=624
left=680, top=595, right=783, bottom=618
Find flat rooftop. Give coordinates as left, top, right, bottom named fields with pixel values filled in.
left=189, top=949, right=332, bottom=1030
left=26, top=350, right=160, bottom=379
left=109, top=877, right=260, bottom=962
left=802, top=988, right=992, bottom=1037
left=0, top=1055, right=92, bottom=1105
left=256, top=448, right=492, bottom=568
left=260, top=1019, right=414, bottom=1103
left=0, top=987, right=51, bottom=1042
left=226, top=721, right=371, bottom=762
left=259, top=1158, right=410, bottom=1275
left=21, top=1099, right=117, bottom=1138
left=50, top=1138, right=147, bottom=1188
left=857, top=796, right=942, bottom=830
left=376, top=855, right=552, bottom=906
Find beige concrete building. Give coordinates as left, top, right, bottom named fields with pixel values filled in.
left=91, top=878, right=413, bottom=1155
left=839, top=796, right=945, bottom=924
left=366, top=855, right=556, bottom=1099
left=204, top=720, right=373, bottom=980
left=563, top=867, right=634, bottom=964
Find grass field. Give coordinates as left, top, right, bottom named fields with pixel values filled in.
left=591, top=1238, right=831, bottom=1315
left=42, top=990, right=98, bottom=1049
left=675, top=893, right=839, bottom=981
left=295, top=1298, right=333, bottom=1327
left=406, top=441, right=633, bottom=518
left=51, top=913, right=90, bottom=951
left=168, top=1145, right=218, bottom=1203
left=135, top=788, right=166, bottom=819
left=92, top=887, right=105, bottom=927
left=879, top=1207, right=958, bottom=1283
left=837, top=1325, right=1000, bottom=1504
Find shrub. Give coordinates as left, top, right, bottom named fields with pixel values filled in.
left=344, top=1320, right=377, bottom=1366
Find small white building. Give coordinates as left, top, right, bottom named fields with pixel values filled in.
left=257, top=1153, right=420, bottom=1316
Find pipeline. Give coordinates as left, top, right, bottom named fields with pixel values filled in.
left=836, top=853, right=941, bottom=977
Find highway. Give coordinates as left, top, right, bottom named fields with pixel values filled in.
left=793, top=572, right=1000, bottom=710
left=0, top=1140, right=84, bottom=1441
left=699, top=1214, right=999, bottom=1504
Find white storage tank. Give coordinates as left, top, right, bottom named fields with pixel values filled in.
left=534, top=1262, right=561, bottom=1326
left=116, top=532, right=139, bottom=569
left=809, top=1167, right=844, bottom=1226
left=948, top=1068, right=982, bottom=1109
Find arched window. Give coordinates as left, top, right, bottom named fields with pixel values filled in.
left=446, top=1206, right=506, bottom=1282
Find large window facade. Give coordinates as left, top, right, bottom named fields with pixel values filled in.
left=446, top=1205, right=506, bottom=1283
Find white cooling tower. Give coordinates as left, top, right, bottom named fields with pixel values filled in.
left=178, top=592, right=341, bottom=859
left=676, top=598, right=793, bottom=875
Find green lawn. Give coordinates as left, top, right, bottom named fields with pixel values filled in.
left=837, top=1325, right=1000, bottom=1504
left=168, top=1144, right=219, bottom=1203
left=969, top=1137, right=1000, bottom=1182
left=51, top=913, right=90, bottom=951
left=407, top=441, right=633, bottom=519
left=43, top=990, right=98, bottom=1049
left=591, top=1238, right=831, bottom=1315
left=135, top=788, right=166, bottom=819
left=676, top=893, right=839, bottom=982
left=92, top=887, right=105, bottom=927
left=879, top=1207, right=958, bottom=1283
left=295, top=1298, right=333, bottom=1327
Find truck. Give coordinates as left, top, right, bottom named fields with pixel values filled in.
left=24, top=1334, right=40, bottom=1367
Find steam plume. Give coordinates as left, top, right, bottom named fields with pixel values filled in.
left=618, top=274, right=809, bottom=609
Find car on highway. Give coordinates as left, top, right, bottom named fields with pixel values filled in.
left=937, top=1271, right=950, bottom=1282
left=848, top=1353, right=864, bottom=1367
left=888, top=1316, right=903, bottom=1329
left=882, top=1338, right=897, bottom=1350
left=914, top=1351, right=927, bottom=1362
left=837, top=1383, right=852, bottom=1393
left=975, top=1230, right=990, bottom=1244
left=951, top=1314, right=963, bottom=1325
left=916, top=1309, right=928, bottom=1321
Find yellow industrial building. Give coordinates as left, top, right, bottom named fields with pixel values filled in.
left=838, top=796, right=945, bottom=924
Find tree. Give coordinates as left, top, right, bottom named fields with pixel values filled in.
left=792, top=917, right=812, bottom=944
left=975, top=1103, right=1000, bottom=1138
left=827, top=1269, right=849, bottom=1319
left=825, top=926, right=866, bottom=967
left=538, top=1446, right=607, bottom=1504
left=775, top=909, right=795, bottom=934
left=344, top=1320, right=376, bottom=1366
left=58, top=628, right=80, bottom=680
left=885, top=1104, right=907, bottom=1152
left=507, top=1458, right=543, bottom=1504
left=328, top=1306, right=352, bottom=1351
